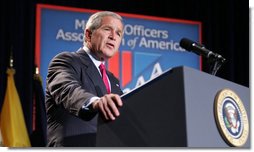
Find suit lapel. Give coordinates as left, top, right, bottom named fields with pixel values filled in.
left=107, top=72, right=123, bottom=95
left=77, top=48, right=108, bottom=96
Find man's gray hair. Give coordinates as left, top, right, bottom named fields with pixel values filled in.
left=85, top=11, right=123, bottom=32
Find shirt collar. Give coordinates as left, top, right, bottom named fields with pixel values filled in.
left=83, top=46, right=105, bottom=73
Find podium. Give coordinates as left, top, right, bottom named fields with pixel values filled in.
left=96, top=66, right=250, bottom=147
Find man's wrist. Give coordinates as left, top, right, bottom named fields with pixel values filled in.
left=82, top=96, right=100, bottom=110
left=92, top=98, right=101, bottom=110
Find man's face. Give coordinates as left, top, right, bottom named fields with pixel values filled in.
left=86, top=16, right=124, bottom=61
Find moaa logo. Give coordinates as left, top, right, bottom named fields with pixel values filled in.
left=107, top=50, right=163, bottom=93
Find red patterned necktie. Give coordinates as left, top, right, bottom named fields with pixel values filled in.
left=99, top=63, right=110, bottom=93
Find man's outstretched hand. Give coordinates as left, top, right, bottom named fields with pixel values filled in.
left=92, top=93, right=123, bottom=120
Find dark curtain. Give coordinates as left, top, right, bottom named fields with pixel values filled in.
left=0, top=0, right=35, bottom=136
left=0, top=0, right=249, bottom=146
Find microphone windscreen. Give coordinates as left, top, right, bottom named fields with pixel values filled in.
left=179, top=38, right=195, bottom=51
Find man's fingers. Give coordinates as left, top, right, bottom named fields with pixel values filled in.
left=111, top=94, right=123, bottom=107
left=98, top=94, right=123, bottom=120
left=102, top=97, right=116, bottom=120
left=98, top=98, right=109, bottom=120
left=105, top=95, right=122, bottom=116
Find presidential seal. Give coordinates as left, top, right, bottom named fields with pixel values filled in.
left=214, top=89, right=249, bottom=147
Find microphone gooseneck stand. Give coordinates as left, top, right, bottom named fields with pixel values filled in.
left=207, top=53, right=226, bottom=76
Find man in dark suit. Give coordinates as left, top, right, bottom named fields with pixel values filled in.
left=45, top=11, right=124, bottom=147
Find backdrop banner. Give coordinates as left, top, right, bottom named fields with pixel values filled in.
left=36, top=4, right=202, bottom=93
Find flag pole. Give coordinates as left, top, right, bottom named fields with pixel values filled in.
left=10, top=47, right=13, bottom=68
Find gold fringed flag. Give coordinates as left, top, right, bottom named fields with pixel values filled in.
left=0, top=68, right=31, bottom=147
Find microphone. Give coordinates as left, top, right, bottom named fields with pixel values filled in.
left=179, top=38, right=225, bottom=62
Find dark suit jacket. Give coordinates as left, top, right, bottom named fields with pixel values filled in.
left=45, top=48, right=123, bottom=147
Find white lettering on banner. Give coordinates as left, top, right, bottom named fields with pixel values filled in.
left=139, top=37, right=185, bottom=51
left=150, top=63, right=163, bottom=80
left=135, top=76, right=145, bottom=88
left=56, top=29, right=84, bottom=42
left=122, top=88, right=131, bottom=94
left=55, top=21, right=184, bottom=52
left=124, top=24, right=168, bottom=39
left=75, top=19, right=87, bottom=30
